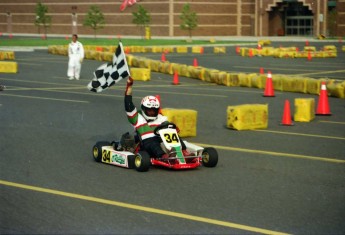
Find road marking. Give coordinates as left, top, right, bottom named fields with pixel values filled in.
left=0, top=77, right=82, bottom=87
left=17, top=62, right=42, bottom=66
left=253, top=129, right=345, bottom=140
left=234, top=66, right=316, bottom=72
left=0, top=93, right=88, bottom=103
left=0, top=180, right=290, bottom=235
left=319, top=120, right=345, bottom=125
left=233, top=67, right=345, bottom=76
left=136, top=88, right=228, bottom=98
left=193, top=143, right=345, bottom=164
left=296, top=69, right=345, bottom=76
left=5, top=86, right=87, bottom=91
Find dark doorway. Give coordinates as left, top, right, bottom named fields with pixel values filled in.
left=269, top=0, right=314, bottom=36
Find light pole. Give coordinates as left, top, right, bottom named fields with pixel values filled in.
left=7, top=12, right=12, bottom=38
left=71, top=6, right=78, bottom=35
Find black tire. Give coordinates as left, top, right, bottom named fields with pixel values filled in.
left=202, top=147, right=218, bottom=167
left=92, top=141, right=111, bottom=162
left=134, top=151, right=151, bottom=172
left=127, top=154, right=135, bottom=169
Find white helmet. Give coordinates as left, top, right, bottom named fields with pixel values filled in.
left=141, top=96, right=160, bottom=121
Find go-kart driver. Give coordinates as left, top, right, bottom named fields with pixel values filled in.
left=124, top=76, right=186, bottom=159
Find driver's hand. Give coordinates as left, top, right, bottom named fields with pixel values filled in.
left=127, top=76, right=134, bottom=87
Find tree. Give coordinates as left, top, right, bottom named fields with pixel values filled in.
left=179, top=3, right=198, bottom=41
left=132, top=5, right=151, bottom=39
left=34, top=2, right=51, bottom=39
left=83, top=5, right=105, bottom=38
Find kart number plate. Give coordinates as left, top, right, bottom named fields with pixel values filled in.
left=160, top=129, right=180, bottom=148
left=102, top=148, right=128, bottom=167
left=163, top=132, right=179, bottom=144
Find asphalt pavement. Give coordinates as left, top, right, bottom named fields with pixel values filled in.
left=0, top=41, right=344, bottom=234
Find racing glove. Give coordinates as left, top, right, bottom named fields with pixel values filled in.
left=127, top=76, right=134, bottom=87
left=125, top=76, right=134, bottom=95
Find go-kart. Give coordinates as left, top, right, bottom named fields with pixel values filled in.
left=92, top=122, right=218, bottom=172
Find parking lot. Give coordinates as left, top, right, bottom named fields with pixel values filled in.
left=1, top=40, right=344, bottom=234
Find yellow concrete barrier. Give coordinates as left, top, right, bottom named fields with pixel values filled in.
left=327, top=81, right=345, bottom=99
left=261, top=47, right=275, bottom=56
left=323, top=51, right=337, bottom=58
left=323, top=45, right=337, bottom=51
left=249, top=74, right=266, bottom=89
left=192, top=46, right=204, bottom=54
left=258, top=39, right=271, bottom=46
left=281, top=76, right=307, bottom=93
left=304, top=46, right=316, bottom=51
left=275, top=51, right=296, bottom=58
left=176, top=46, right=188, bottom=53
left=161, top=108, right=197, bottom=137
left=226, top=104, right=268, bottom=130
left=130, top=68, right=151, bottom=81
left=294, top=98, right=315, bottom=122
left=238, top=73, right=252, bottom=87
left=0, top=51, right=15, bottom=60
left=0, top=61, right=18, bottom=73
left=214, top=47, right=226, bottom=53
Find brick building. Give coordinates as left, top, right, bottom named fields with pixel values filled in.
left=0, top=0, right=343, bottom=37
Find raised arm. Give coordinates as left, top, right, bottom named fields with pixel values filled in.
left=124, top=76, right=135, bottom=112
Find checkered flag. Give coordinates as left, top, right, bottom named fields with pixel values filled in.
left=87, top=42, right=130, bottom=92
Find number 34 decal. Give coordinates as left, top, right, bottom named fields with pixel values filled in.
left=164, top=133, right=179, bottom=143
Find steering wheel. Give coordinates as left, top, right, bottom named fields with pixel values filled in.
left=153, top=122, right=177, bottom=135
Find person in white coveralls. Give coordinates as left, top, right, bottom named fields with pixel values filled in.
left=67, top=34, right=84, bottom=80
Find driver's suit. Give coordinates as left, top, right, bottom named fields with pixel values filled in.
left=124, top=94, right=168, bottom=158
left=67, top=40, right=84, bottom=79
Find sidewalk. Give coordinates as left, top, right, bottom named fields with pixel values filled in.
left=1, top=32, right=340, bottom=42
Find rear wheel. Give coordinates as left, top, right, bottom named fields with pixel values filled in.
left=202, top=147, right=218, bottom=167
left=134, top=151, right=151, bottom=172
left=93, top=141, right=111, bottom=162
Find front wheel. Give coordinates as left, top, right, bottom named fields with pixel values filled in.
left=92, top=141, right=111, bottom=162
left=202, top=147, right=218, bottom=167
left=134, top=151, right=151, bottom=172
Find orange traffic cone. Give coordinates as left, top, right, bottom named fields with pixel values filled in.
left=236, top=46, right=240, bottom=54
left=193, top=58, right=198, bottom=67
left=249, top=49, right=253, bottom=58
left=281, top=100, right=294, bottom=126
left=305, top=40, right=309, bottom=46
left=316, top=81, right=331, bottom=115
left=161, top=53, right=166, bottom=62
left=307, top=51, right=312, bottom=61
left=172, top=71, right=180, bottom=85
left=260, top=67, right=264, bottom=74
left=263, top=71, right=275, bottom=97
left=125, top=47, right=130, bottom=54
left=200, top=47, right=204, bottom=54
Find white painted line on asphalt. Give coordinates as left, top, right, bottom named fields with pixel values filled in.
left=0, top=93, right=89, bottom=103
